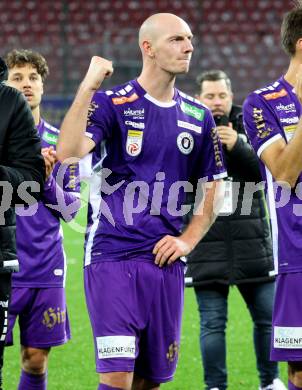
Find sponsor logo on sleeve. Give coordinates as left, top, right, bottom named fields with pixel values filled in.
left=126, top=130, right=143, bottom=156
left=87, top=101, right=99, bottom=126
left=252, top=107, right=272, bottom=138
left=177, top=132, right=194, bottom=154
left=96, top=335, right=136, bottom=359
left=177, top=120, right=202, bottom=134
left=210, top=127, right=223, bottom=167
left=274, top=326, right=302, bottom=349
left=112, top=93, right=138, bottom=105
left=180, top=102, right=205, bottom=121
left=263, top=88, right=288, bottom=100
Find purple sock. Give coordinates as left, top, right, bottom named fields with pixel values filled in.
left=288, top=380, right=302, bottom=389
left=18, top=370, right=47, bottom=390
left=98, top=384, right=122, bottom=390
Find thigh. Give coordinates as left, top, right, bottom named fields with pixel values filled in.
left=195, top=285, right=229, bottom=315
left=84, top=261, right=158, bottom=374
left=134, top=261, right=185, bottom=384
left=13, top=287, right=70, bottom=349
left=271, top=273, right=302, bottom=361
left=238, top=281, right=275, bottom=322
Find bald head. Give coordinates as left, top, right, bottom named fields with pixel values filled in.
left=138, top=13, right=191, bottom=48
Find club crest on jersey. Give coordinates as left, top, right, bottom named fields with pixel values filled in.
left=177, top=132, right=194, bottom=155
left=126, top=130, right=143, bottom=156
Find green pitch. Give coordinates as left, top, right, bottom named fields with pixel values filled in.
left=3, top=208, right=287, bottom=389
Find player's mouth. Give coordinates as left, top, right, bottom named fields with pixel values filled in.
left=23, top=92, right=34, bottom=99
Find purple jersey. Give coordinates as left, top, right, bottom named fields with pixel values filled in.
left=13, top=119, right=81, bottom=288
left=83, top=80, right=227, bottom=265
left=243, top=77, right=302, bottom=275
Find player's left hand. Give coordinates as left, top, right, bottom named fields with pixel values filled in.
left=42, top=146, right=57, bottom=179
left=216, top=123, right=238, bottom=151
left=153, top=235, right=191, bottom=267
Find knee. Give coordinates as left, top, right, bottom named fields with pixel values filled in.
left=289, top=361, right=302, bottom=375
left=200, top=310, right=227, bottom=334
left=21, top=347, right=49, bottom=375
left=133, top=373, right=160, bottom=390
left=100, top=372, right=133, bottom=390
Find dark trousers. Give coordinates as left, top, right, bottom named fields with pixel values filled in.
left=195, top=281, right=278, bottom=390
left=0, top=273, right=11, bottom=390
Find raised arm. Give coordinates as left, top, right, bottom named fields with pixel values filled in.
left=260, top=116, right=302, bottom=188
left=57, top=56, right=113, bottom=161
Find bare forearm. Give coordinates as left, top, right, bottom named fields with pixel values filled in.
left=265, top=119, right=302, bottom=187
left=181, top=180, right=224, bottom=252
left=57, top=83, right=94, bottom=161
left=57, top=56, right=113, bottom=162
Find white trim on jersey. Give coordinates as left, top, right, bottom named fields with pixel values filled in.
left=85, top=131, right=93, bottom=139
left=265, top=167, right=279, bottom=274
left=124, top=84, right=133, bottom=93
left=144, top=93, right=176, bottom=107
left=213, top=172, right=228, bottom=180
left=84, top=153, right=104, bottom=267
left=3, top=259, right=18, bottom=267
left=44, top=122, right=60, bottom=133
left=257, top=134, right=282, bottom=158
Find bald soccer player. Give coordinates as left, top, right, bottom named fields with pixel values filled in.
left=57, top=13, right=227, bottom=390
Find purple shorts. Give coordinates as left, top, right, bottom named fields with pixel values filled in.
left=6, top=287, right=70, bottom=348
left=84, top=259, right=185, bottom=383
left=271, top=273, right=302, bottom=361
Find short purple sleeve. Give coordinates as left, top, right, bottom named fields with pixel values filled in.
left=85, top=91, right=116, bottom=146
left=243, top=93, right=283, bottom=158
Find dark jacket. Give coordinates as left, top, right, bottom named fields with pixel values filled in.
left=0, top=57, right=45, bottom=273
left=185, top=104, right=274, bottom=287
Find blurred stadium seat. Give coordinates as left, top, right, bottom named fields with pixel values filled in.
left=0, top=0, right=292, bottom=106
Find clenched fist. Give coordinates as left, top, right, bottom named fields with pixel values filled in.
left=82, top=56, right=113, bottom=91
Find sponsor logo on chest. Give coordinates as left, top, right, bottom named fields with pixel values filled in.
left=125, top=120, right=145, bottom=129
left=276, top=102, right=296, bottom=113
left=177, top=120, right=202, bottom=134
left=112, top=93, right=138, bottom=105
left=180, top=102, right=205, bottom=121
left=263, top=88, right=288, bottom=100
left=123, top=108, right=145, bottom=120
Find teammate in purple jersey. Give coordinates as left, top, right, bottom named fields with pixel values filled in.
left=4, top=50, right=80, bottom=390
left=58, top=13, right=226, bottom=390
left=243, top=7, right=302, bottom=390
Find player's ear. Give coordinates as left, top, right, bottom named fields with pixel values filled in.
left=296, top=38, right=302, bottom=54
left=142, top=40, right=155, bottom=58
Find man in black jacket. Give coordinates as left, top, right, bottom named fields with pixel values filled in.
left=185, top=70, right=286, bottom=390
left=0, top=57, right=45, bottom=390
